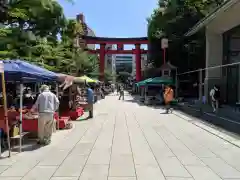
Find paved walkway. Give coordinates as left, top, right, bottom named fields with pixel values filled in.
left=1, top=93, right=240, bottom=180
left=180, top=102, right=240, bottom=122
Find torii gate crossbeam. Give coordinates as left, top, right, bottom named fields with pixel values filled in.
left=81, top=36, right=149, bottom=82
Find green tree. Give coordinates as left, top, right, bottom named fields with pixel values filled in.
left=147, top=0, right=223, bottom=73
left=0, top=0, right=66, bottom=59
left=0, top=0, right=99, bottom=78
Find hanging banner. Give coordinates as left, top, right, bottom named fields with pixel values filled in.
left=59, top=75, right=74, bottom=90
left=0, top=61, right=4, bottom=73
left=161, top=38, right=168, bottom=49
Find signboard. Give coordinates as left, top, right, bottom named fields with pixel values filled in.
left=0, top=61, right=4, bottom=73
left=161, top=38, right=168, bottom=49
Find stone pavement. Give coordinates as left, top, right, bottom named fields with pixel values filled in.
left=178, top=102, right=240, bottom=135
left=1, top=93, right=240, bottom=179
left=181, top=102, right=240, bottom=122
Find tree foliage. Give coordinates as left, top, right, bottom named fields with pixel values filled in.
left=147, top=0, right=223, bottom=75
left=0, top=0, right=100, bottom=78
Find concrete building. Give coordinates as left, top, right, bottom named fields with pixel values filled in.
left=186, top=0, right=240, bottom=104
left=114, top=55, right=133, bottom=73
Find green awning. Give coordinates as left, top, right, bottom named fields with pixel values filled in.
left=146, top=77, right=174, bottom=85
left=136, top=78, right=153, bottom=87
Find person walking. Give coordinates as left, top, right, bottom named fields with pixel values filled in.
left=86, top=84, right=94, bottom=118
left=116, top=84, right=120, bottom=95
left=31, top=85, right=59, bottom=145
left=209, top=85, right=220, bottom=112
left=118, top=85, right=124, bottom=100
left=163, top=85, right=174, bottom=113
left=100, top=85, right=105, bottom=99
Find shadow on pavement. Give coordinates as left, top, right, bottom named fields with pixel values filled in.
left=124, top=96, right=146, bottom=106
left=160, top=112, right=169, bottom=114
left=176, top=105, right=240, bottom=135
left=127, top=93, right=240, bottom=135
left=11, top=139, right=41, bottom=152
left=124, top=99, right=146, bottom=106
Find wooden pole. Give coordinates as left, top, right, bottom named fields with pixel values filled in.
left=56, top=83, right=60, bottom=130
left=1, top=72, right=11, bottom=157
left=19, top=83, right=23, bottom=153
left=163, top=48, right=166, bottom=64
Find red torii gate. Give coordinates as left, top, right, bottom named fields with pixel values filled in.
left=81, top=36, right=148, bottom=82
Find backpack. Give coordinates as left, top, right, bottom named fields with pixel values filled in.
left=214, top=89, right=220, bottom=99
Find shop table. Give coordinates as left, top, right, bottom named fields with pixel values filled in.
left=16, top=116, right=38, bottom=132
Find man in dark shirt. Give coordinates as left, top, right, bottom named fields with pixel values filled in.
left=86, top=84, right=94, bottom=118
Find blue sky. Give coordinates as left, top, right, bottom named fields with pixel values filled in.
left=58, top=0, right=158, bottom=38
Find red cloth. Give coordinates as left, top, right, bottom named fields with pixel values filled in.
left=1, top=111, right=72, bottom=133
left=69, top=107, right=84, bottom=120
left=0, top=110, right=20, bottom=132
left=54, top=113, right=59, bottom=120
left=22, top=119, right=38, bottom=132
left=20, top=113, right=56, bottom=132
left=57, top=117, right=70, bottom=129
left=22, top=116, right=70, bottom=131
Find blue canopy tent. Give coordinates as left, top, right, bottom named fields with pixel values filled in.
left=1, top=60, right=58, bottom=153
left=2, top=60, right=58, bottom=82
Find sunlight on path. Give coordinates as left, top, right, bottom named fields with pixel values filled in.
left=0, top=93, right=240, bottom=180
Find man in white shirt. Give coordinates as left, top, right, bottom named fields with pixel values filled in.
left=31, top=85, right=59, bottom=145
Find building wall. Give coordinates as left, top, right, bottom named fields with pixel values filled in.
left=206, top=1, right=240, bottom=34
left=204, top=29, right=224, bottom=101
left=115, top=55, right=133, bottom=73
left=204, top=2, right=240, bottom=103
left=224, top=28, right=240, bottom=103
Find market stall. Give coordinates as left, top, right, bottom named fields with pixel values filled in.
left=135, top=77, right=175, bottom=105
left=58, top=74, right=85, bottom=120
left=0, top=60, right=58, bottom=154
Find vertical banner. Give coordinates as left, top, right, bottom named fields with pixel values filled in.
left=161, top=38, right=168, bottom=64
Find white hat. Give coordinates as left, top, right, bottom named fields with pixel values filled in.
left=40, top=85, right=49, bottom=92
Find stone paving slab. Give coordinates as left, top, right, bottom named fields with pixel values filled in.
left=1, top=93, right=240, bottom=180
